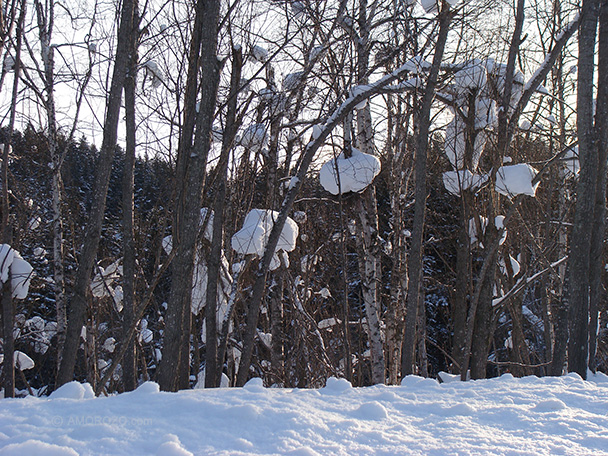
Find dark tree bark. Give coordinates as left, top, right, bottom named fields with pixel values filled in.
left=567, top=0, right=600, bottom=379
left=56, top=0, right=136, bottom=387
left=122, top=5, right=140, bottom=392
left=205, top=46, right=242, bottom=388
left=402, top=5, right=453, bottom=377
left=589, top=0, right=608, bottom=373
left=157, top=0, right=221, bottom=392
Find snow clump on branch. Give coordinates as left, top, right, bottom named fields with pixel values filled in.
left=0, top=244, right=33, bottom=299
left=319, top=147, right=381, bottom=195
left=231, top=209, right=299, bottom=271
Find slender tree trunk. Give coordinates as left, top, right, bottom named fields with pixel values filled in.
left=158, top=0, right=221, bottom=392
left=34, top=0, right=67, bottom=369
left=205, top=46, right=242, bottom=388
left=122, top=7, right=139, bottom=391
left=56, top=0, right=135, bottom=387
left=402, top=6, right=452, bottom=377
left=567, top=0, right=600, bottom=379
left=452, top=192, right=472, bottom=374
left=0, top=0, right=25, bottom=397
left=1, top=235, right=13, bottom=398
left=589, top=0, right=608, bottom=373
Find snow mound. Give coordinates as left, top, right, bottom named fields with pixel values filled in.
left=134, top=381, right=160, bottom=395
left=49, top=381, right=94, bottom=400
left=437, top=371, right=461, bottom=383
left=156, top=435, right=193, bottom=456
left=443, top=170, right=487, bottom=195
left=403, top=56, right=431, bottom=74
left=231, top=209, right=299, bottom=260
left=0, top=440, right=79, bottom=456
left=13, top=351, right=35, bottom=370
left=531, top=399, right=567, bottom=412
left=239, top=124, right=267, bottom=151
left=352, top=401, right=388, bottom=420
left=243, top=377, right=265, bottom=390
left=251, top=45, right=268, bottom=63
left=319, top=148, right=381, bottom=195
left=401, top=375, right=439, bottom=388
left=323, top=376, right=352, bottom=393
left=495, top=164, right=540, bottom=197
left=2, top=375, right=608, bottom=455
left=445, top=402, right=476, bottom=415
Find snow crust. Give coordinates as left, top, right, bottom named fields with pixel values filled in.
left=319, top=147, right=381, bottom=195
left=1, top=374, right=608, bottom=455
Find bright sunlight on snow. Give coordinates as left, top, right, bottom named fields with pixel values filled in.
left=1, top=373, right=608, bottom=455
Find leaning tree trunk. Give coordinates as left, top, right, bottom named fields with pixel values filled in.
left=205, top=46, right=242, bottom=388
left=566, top=0, right=600, bottom=380
left=402, top=5, right=453, bottom=377
left=56, top=0, right=135, bottom=387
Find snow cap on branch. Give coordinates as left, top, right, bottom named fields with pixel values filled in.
left=319, top=148, right=381, bottom=195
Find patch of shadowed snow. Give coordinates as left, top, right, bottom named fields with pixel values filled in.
left=0, top=440, right=79, bottom=456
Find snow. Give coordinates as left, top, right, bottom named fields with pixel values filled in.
left=1, top=374, right=608, bottom=455
left=163, top=209, right=232, bottom=316
left=0, top=245, right=33, bottom=299
left=251, top=45, right=268, bottom=63
left=319, top=147, right=381, bottom=195
left=283, top=72, right=304, bottom=92
left=442, top=170, right=487, bottom=195
left=420, top=0, right=438, bottom=13
left=453, top=62, right=487, bottom=90
left=3, top=351, right=35, bottom=370
left=231, top=209, right=299, bottom=267
left=403, top=56, right=431, bottom=74
left=238, top=124, right=267, bottom=151
left=495, top=164, right=540, bottom=197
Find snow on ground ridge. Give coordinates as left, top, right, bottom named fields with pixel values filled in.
left=1, top=373, right=608, bottom=455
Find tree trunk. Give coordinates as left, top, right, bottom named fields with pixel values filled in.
left=205, top=46, right=242, bottom=388
left=1, top=238, right=14, bottom=397
left=122, top=7, right=139, bottom=391
left=589, top=0, right=608, bottom=373
left=567, top=0, right=600, bottom=379
left=402, top=5, right=452, bottom=377
left=56, top=0, right=135, bottom=387
left=451, top=192, right=472, bottom=374
left=158, top=0, right=221, bottom=392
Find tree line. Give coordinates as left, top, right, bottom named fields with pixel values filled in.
left=0, top=0, right=606, bottom=396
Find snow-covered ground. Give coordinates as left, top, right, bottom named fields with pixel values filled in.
left=1, top=373, right=608, bottom=455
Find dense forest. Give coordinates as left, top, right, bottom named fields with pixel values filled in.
left=0, top=0, right=606, bottom=397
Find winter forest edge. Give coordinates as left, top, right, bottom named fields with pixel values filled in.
left=0, top=0, right=606, bottom=399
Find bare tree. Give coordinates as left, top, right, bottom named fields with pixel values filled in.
left=57, top=0, right=137, bottom=386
